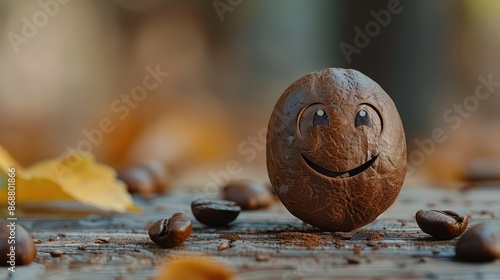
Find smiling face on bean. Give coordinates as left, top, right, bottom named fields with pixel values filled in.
left=297, top=99, right=383, bottom=179
left=267, top=68, right=407, bottom=231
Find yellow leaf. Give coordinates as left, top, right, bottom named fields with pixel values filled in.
left=0, top=145, right=21, bottom=171
left=153, top=256, right=237, bottom=280
left=0, top=145, right=140, bottom=214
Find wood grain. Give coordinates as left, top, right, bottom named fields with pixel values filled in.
left=2, top=187, right=500, bottom=280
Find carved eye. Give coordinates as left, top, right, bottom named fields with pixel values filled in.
left=355, top=109, right=372, bottom=127
left=313, top=109, right=329, bottom=127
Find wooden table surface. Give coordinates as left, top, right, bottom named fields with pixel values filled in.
left=2, top=186, right=500, bottom=280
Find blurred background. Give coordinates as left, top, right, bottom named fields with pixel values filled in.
left=1, top=0, right=500, bottom=189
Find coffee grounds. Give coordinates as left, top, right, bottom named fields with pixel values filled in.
left=219, top=233, right=242, bottom=242
left=365, top=234, right=384, bottom=241
left=276, top=232, right=323, bottom=248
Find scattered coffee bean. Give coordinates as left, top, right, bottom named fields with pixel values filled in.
left=118, top=161, right=170, bottom=195
left=148, top=213, right=192, bottom=248
left=50, top=250, right=64, bottom=257
left=142, top=160, right=170, bottom=193
left=0, top=222, right=37, bottom=266
left=118, top=167, right=155, bottom=195
left=456, top=223, right=500, bottom=262
left=415, top=210, right=468, bottom=240
left=191, top=199, right=241, bottom=227
left=222, top=180, right=273, bottom=210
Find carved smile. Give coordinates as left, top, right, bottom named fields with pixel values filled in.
left=301, top=153, right=378, bottom=178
